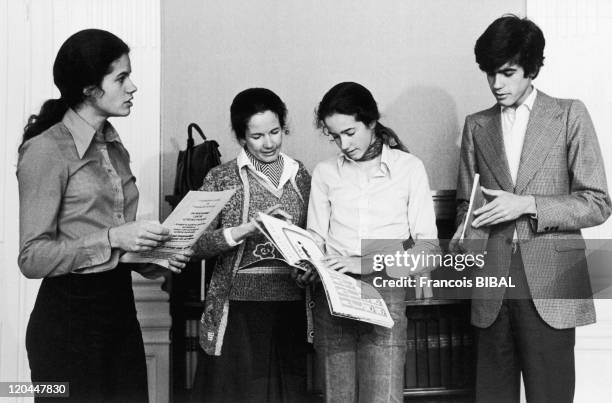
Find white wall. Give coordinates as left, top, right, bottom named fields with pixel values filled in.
left=160, top=0, right=525, bottom=218
left=0, top=2, right=34, bottom=396
left=527, top=1, right=612, bottom=401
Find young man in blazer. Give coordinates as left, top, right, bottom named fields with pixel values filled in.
left=451, top=15, right=611, bottom=403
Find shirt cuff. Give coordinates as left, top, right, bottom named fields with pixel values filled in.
left=76, top=228, right=113, bottom=270
left=223, top=228, right=244, bottom=247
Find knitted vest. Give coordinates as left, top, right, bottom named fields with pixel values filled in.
left=229, top=170, right=306, bottom=301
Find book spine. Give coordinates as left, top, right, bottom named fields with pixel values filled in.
left=450, top=318, right=463, bottom=387
left=462, top=322, right=474, bottom=387
left=415, top=319, right=429, bottom=387
left=427, top=318, right=441, bottom=387
left=438, top=316, right=451, bottom=388
left=404, top=319, right=417, bottom=388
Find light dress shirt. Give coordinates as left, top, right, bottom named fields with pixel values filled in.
left=307, top=145, right=438, bottom=260
left=501, top=87, right=537, bottom=240
left=18, top=108, right=138, bottom=277
left=501, top=87, right=537, bottom=185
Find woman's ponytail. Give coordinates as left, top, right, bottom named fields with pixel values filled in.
left=21, top=98, right=69, bottom=148
left=375, top=122, right=409, bottom=153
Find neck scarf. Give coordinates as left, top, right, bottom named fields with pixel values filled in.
left=355, top=134, right=383, bottom=162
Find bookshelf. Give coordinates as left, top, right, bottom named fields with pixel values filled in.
left=167, top=190, right=474, bottom=402
left=402, top=190, right=475, bottom=402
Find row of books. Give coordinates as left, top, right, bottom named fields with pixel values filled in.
left=184, top=319, right=199, bottom=390
left=405, top=305, right=474, bottom=389
left=182, top=305, right=474, bottom=391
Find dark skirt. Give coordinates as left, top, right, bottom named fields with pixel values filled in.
left=190, top=300, right=311, bottom=403
left=26, top=264, right=148, bottom=403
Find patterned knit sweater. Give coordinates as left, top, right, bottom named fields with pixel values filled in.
left=194, top=157, right=311, bottom=356
left=230, top=170, right=305, bottom=300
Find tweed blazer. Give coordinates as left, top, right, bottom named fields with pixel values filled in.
left=456, top=91, right=612, bottom=329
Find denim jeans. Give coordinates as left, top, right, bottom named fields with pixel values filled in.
left=313, top=288, right=407, bottom=403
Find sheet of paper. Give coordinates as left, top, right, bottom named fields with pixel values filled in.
left=121, top=189, right=235, bottom=268
left=459, top=173, right=490, bottom=253
left=460, top=173, right=482, bottom=240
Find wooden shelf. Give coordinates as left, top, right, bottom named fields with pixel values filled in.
left=404, top=387, right=472, bottom=397
left=405, top=299, right=468, bottom=306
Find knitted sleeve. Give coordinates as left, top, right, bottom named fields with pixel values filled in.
left=193, top=164, right=240, bottom=258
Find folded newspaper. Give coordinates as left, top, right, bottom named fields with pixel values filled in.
left=121, top=190, right=235, bottom=268
left=256, top=213, right=394, bottom=328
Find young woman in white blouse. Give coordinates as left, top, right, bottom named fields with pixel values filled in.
left=307, top=82, right=439, bottom=402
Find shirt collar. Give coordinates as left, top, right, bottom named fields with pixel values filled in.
left=336, top=144, right=392, bottom=177
left=237, top=148, right=298, bottom=173
left=501, top=86, right=537, bottom=115
left=524, top=86, right=537, bottom=111
left=62, top=108, right=121, bottom=159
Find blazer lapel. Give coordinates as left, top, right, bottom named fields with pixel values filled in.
left=514, top=92, right=563, bottom=194
left=473, top=107, right=514, bottom=192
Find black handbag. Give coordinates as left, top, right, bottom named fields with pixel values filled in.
left=167, top=123, right=221, bottom=301
left=171, top=123, right=221, bottom=204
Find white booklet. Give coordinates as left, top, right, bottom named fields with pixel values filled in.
left=256, top=213, right=394, bottom=328
left=459, top=173, right=490, bottom=253
left=121, top=190, right=235, bottom=268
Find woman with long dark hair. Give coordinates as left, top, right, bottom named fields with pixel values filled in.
left=18, top=29, right=191, bottom=402
left=308, top=82, right=439, bottom=402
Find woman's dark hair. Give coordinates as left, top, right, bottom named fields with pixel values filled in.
left=475, top=14, right=545, bottom=78
left=315, top=82, right=408, bottom=152
left=230, top=88, right=288, bottom=141
left=21, top=29, right=130, bottom=147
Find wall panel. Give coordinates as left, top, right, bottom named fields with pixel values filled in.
left=0, top=1, right=165, bottom=402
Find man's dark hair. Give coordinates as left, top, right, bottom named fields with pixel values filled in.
left=475, top=14, right=545, bottom=78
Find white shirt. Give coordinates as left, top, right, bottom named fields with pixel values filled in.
left=501, top=87, right=537, bottom=240
left=501, top=87, right=537, bottom=185
left=307, top=145, right=438, bottom=257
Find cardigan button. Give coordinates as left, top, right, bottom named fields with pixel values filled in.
left=308, top=301, right=315, bottom=309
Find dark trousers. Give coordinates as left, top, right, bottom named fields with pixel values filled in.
left=475, top=248, right=576, bottom=403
